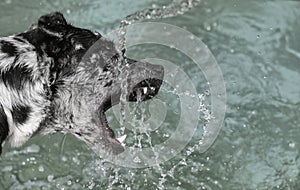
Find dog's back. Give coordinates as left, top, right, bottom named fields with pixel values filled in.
left=0, top=36, right=52, bottom=153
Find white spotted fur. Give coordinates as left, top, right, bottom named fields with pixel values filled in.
left=0, top=36, right=51, bottom=147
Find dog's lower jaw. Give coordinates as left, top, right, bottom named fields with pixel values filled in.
left=35, top=85, right=126, bottom=155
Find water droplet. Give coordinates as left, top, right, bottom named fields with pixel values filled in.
left=47, top=175, right=54, bottom=182
left=257, top=34, right=260, bottom=39
left=133, top=156, right=142, bottom=163
left=230, top=49, right=235, bottom=53
left=2, top=166, right=13, bottom=172
left=61, top=156, right=67, bottom=162
left=66, top=9, right=71, bottom=14
left=38, top=165, right=45, bottom=172
left=189, top=35, right=195, bottom=40
left=152, top=4, right=158, bottom=8
left=206, top=8, right=212, bottom=13
left=25, top=144, right=40, bottom=153
left=206, top=25, right=211, bottom=31
left=289, top=142, right=295, bottom=148
left=88, top=181, right=95, bottom=189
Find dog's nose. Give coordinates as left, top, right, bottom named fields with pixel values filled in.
left=153, top=65, right=164, bottom=80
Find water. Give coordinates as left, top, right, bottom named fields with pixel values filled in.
left=1, top=0, right=300, bottom=189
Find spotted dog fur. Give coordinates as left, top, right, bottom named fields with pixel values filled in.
left=0, top=12, right=164, bottom=155
left=0, top=34, right=53, bottom=152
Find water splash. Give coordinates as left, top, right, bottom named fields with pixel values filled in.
left=118, top=0, right=202, bottom=54
left=117, top=0, right=202, bottom=139
left=104, top=0, right=205, bottom=188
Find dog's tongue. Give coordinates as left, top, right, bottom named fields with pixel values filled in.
left=98, top=110, right=126, bottom=154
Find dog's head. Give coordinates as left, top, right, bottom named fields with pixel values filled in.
left=28, top=12, right=164, bottom=155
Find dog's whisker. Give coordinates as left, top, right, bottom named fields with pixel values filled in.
left=59, top=134, right=67, bottom=155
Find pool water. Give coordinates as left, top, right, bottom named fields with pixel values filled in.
left=1, top=0, right=300, bottom=189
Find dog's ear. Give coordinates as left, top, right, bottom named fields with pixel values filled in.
left=0, top=105, right=9, bottom=155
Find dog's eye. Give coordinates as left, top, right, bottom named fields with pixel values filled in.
left=94, top=31, right=101, bottom=36
left=56, top=20, right=62, bottom=24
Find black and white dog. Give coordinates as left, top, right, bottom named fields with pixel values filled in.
left=0, top=12, right=163, bottom=155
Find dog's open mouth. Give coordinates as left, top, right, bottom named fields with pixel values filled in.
left=98, top=62, right=164, bottom=155
left=128, top=78, right=163, bottom=102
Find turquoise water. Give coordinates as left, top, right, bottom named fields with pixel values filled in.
left=1, top=0, right=300, bottom=189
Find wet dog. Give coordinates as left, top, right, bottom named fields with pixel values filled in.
left=0, top=12, right=164, bottom=155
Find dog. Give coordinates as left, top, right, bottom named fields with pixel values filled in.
left=0, top=12, right=164, bottom=155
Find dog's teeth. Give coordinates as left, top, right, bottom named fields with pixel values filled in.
left=150, top=87, right=155, bottom=91
left=117, top=135, right=127, bottom=143
left=143, top=87, right=148, bottom=94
